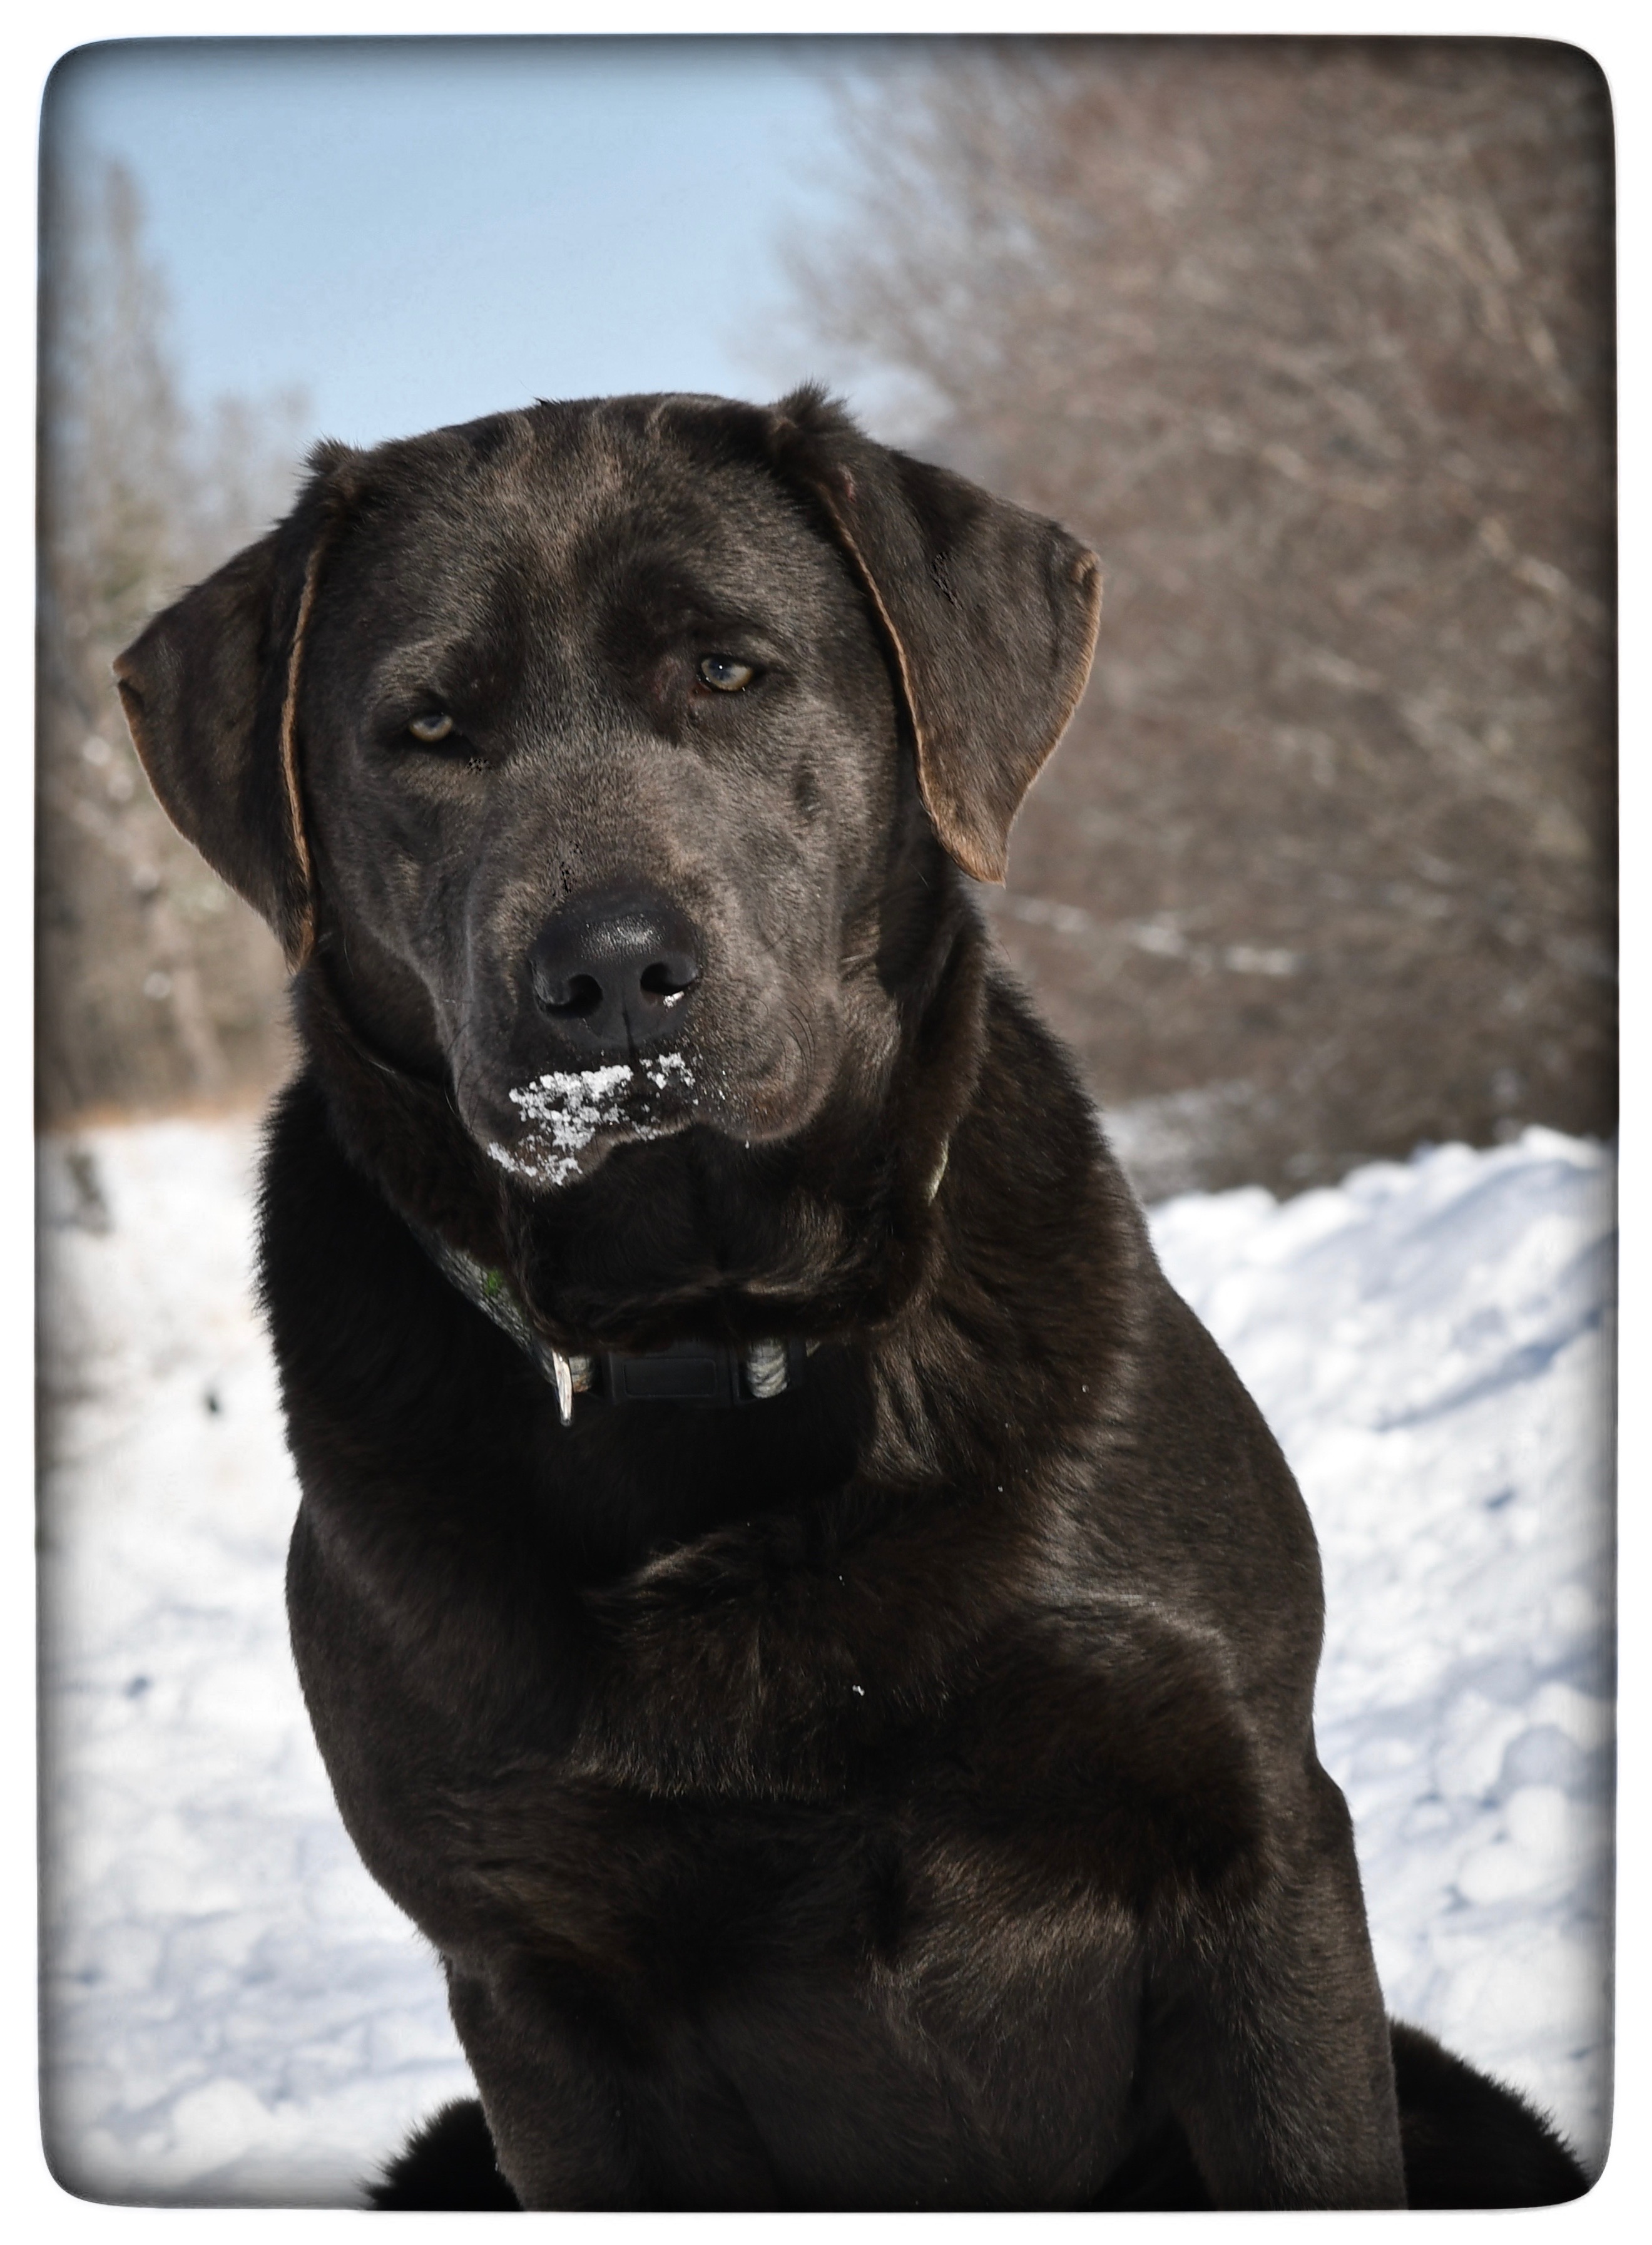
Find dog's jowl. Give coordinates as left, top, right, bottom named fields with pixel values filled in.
left=116, top=389, right=1586, bottom=2209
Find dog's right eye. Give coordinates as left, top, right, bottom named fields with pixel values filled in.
left=407, top=712, right=455, bottom=744
left=697, top=656, right=757, bottom=693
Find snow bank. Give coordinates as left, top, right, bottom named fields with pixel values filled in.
left=36, top=1117, right=1614, bottom=2201
left=1149, top=1126, right=1614, bottom=2172
left=38, top=1120, right=472, bottom=2206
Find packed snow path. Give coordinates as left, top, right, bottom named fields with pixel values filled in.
left=37, top=1117, right=1614, bottom=2202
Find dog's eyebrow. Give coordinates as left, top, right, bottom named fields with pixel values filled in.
left=627, top=569, right=792, bottom=643
left=652, top=602, right=782, bottom=650
left=365, top=639, right=474, bottom=703
left=586, top=536, right=774, bottom=634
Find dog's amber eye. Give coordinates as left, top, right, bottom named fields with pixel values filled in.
left=407, top=712, right=454, bottom=744
left=697, top=656, right=756, bottom=693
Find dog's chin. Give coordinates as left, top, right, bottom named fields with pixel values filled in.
left=465, top=1052, right=698, bottom=1193
left=473, top=1053, right=837, bottom=1195
left=483, top=1118, right=689, bottom=1192
left=459, top=1006, right=842, bottom=1193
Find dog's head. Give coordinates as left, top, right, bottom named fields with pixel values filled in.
left=116, top=390, right=1099, bottom=1192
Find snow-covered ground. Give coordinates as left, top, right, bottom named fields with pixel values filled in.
left=1150, top=1129, right=1615, bottom=2177
left=36, top=1115, right=1615, bottom=2204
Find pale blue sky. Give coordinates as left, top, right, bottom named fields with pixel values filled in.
left=43, top=36, right=875, bottom=450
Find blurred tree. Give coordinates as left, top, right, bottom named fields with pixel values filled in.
left=38, top=157, right=307, bottom=1124
left=792, top=37, right=1614, bottom=1192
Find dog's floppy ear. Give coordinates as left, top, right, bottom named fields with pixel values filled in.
left=113, top=445, right=358, bottom=964
left=768, top=387, right=1101, bottom=884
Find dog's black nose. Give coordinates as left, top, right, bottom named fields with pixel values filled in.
left=528, top=891, right=702, bottom=1055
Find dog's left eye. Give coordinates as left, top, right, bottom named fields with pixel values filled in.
left=407, top=712, right=455, bottom=744
left=697, top=656, right=757, bottom=693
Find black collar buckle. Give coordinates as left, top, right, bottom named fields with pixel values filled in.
left=601, top=1336, right=810, bottom=1408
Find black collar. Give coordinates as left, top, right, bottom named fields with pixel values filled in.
left=408, top=1217, right=808, bottom=1426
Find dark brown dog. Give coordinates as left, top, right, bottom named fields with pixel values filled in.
left=116, top=388, right=1584, bottom=2210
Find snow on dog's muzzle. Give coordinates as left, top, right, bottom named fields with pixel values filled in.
left=486, top=1053, right=695, bottom=1188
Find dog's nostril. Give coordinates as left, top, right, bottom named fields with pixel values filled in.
left=639, top=956, right=700, bottom=1001
left=540, top=971, right=604, bottom=1018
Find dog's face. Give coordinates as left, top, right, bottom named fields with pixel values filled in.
left=296, top=410, right=910, bottom=1184
left=116, top=391, right=1101, bottom=1192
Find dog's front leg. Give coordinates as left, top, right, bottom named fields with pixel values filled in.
left=1155, top=1773, right=1407, bottom=2209
left=446, top=1962, right=648, bottom=2210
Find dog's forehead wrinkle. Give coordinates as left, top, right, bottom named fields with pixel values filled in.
left=513, top=421, right=850, bottom=614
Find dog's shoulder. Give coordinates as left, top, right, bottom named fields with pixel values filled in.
left=929, top=970, right=1326, bottom=1716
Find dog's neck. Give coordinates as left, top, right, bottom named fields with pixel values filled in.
left=405, top=1212, right=813, bottom=1424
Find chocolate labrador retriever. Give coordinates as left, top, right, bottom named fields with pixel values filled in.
left=115, top=388, right=1585, bottom=2209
